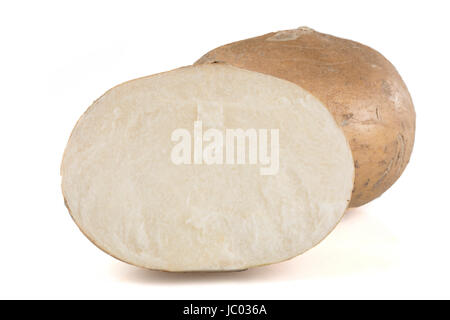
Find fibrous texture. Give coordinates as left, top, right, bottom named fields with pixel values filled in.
left=61, top=64, right=354, bottom=271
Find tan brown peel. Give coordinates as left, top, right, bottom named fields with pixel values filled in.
left=195, top=27, right=416, bottom=207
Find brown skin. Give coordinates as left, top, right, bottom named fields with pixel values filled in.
left=195, top=27, right=415, bottom=207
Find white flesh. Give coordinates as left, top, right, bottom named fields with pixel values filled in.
left=61, top=64, right=354, bottom=271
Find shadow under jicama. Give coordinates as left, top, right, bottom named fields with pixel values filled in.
left=110, top=206, right=400, bottom=284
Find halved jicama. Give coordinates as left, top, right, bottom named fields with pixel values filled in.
left=61, top=64, right=354, bottom=272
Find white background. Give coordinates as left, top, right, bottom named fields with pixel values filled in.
left=1, top=0, right=449, bottom=299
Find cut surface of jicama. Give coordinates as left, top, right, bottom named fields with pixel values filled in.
left=61, top=64, right=354, bottom=271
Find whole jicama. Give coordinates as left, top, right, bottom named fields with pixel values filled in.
left=196, top=27, right=416, bottom=207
